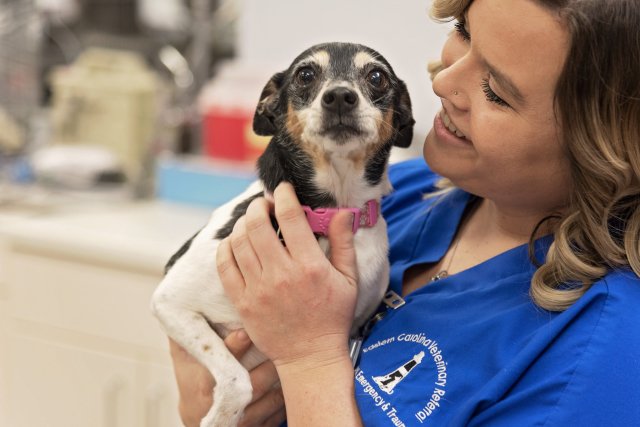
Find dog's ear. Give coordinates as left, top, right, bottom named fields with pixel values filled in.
left=393, top=81, right=415, bottom=148
left=253, top=71, right=286, bottom=136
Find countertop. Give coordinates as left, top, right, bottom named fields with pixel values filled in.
left=0, top=188, right=213, bottom=275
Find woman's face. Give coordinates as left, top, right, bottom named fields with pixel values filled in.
left=424, top=0, right=572, bottom=214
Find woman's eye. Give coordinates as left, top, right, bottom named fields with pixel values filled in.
left=367, top=69, right=388, bottom=89
left=481, top=78, right=510, bottom=108
left=454, top=20, right=471, bottom=42
left=296, top=67, right=316, bottom=85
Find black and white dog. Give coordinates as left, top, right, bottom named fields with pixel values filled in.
left=151, top=42, right=414, bottom=427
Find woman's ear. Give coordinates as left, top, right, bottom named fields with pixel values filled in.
left=253, top=72, right=286, bottom=136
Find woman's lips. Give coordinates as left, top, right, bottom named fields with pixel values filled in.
left=433, top=110, right=473, bottom=146
left=440, top=110, right=467, bottom=139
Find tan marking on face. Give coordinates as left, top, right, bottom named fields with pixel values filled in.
left=377, top=108, right=395, bottom=145
left=286, top=102, right=304, bottom=141
left=286, top=102, right=330, bottom=171
left=354, top=51, right=376, bottom=69
left=310, top=50, right=330, bottom=69
left=346, top=110, right=393, bottom=171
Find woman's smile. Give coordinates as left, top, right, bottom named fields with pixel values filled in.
left=440, top=109, right=467, bottom=138
left=433, top=108, right=473, bottom=147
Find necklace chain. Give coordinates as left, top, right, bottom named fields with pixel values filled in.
left=430, top=235, right=462, bottom=282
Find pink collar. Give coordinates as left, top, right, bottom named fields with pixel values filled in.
left=302, top=200, right=380, bottom=236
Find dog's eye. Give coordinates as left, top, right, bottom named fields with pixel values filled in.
left=367, top=69, right=388, bottom=89
left=296, top=67, right=316, bottom=85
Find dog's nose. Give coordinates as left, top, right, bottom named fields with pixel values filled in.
left=322, top=87, right=359, bottom=113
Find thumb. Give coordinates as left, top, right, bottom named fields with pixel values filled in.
left=328, top=211, right=358, bottom=283
left=224, top=329, right=252, bottom=359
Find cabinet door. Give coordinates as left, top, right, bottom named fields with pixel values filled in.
left=1, top=240, right=183, bottom=426
left=5, top=248, right=168, bottom=352
left=143, top=362, right=183, bottom=427
left=0, top=241, right=8, bottom=426
left=5, top=330, right=139, bottom=427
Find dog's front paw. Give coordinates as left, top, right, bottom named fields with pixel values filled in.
left=199, top=369, right=253, bottom=427
left=199, top=399, right=248, bottom=427
left=200, top=407, right=244, bottom=427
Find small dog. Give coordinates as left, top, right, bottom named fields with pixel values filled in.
left=151, top=42, right=414, bottom=427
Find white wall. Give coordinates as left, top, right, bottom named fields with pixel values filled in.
left=236, top=0, right=451, bottom=160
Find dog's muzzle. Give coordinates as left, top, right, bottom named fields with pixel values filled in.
left=320, top=87, right=362, bottom=141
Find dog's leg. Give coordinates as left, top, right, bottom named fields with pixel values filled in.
left=152, top=299, right=252, bottom=427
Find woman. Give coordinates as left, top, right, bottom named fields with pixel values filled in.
left=173, top=0, right=640, bottom=425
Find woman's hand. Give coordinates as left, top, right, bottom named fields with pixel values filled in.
left=216, top=182, right=359, bottom=370
left=169, top=330, right=285, bottom=427
left=217, top=182, right=363, bottom=426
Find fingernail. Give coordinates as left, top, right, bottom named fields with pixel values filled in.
left=346, top=212, right=356, bottom=231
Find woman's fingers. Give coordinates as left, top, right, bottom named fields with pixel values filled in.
left=229, top=216, right=263, bottom=285
left=242, top=197, right=289, bottom=271
left=272, top=182, right=325, bottom=260
left=240, top=386, right=285, bottom=427
left=249, top=359, right=280, bottom=401
left=216, top=237, right=246, bottom=303
left=226, top=332, right=286, bottom=427
left=170, top=333, right=286, bottom=427
left=223, top=196, right=290, bottom=292
left=328, top=210, right=358, bottom=284
left=224, top=329, right=252, bottom=359
left=262, top=408, right=287, bottom=427
left=168, top=339, right=214, bottom=427
left=240, top=388, right=286, bottom=427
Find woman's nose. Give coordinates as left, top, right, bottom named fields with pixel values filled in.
left=441, top=32, right=468, bottom=69
left=432, top=34, right=471, bottom=110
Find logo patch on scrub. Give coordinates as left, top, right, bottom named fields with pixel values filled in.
left=355, top=331, right=450, bottom=425
left=373, top=351, right=425, bottom=394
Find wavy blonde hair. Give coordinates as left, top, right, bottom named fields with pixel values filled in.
left=429, top=0, right=640, bottom=311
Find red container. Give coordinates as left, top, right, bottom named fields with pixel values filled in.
left=202, top=106, right=269, bottom=163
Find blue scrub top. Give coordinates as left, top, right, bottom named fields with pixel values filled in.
left=354, top=158, right=640, bottom=426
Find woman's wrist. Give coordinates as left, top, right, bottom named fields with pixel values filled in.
left=275, top=349, right=352, bottom=378
left=272, top=334, right=350, bottom=371
left=276, top=351, right=363, bottom=427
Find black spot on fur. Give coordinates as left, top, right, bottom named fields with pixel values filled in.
left=365, top=143, right=392, bottom=186
left=164, top=230, right=200, bottom=275
left=257, top=134, right=336, bottom=209
left=214, top=192, right=264, bottom=240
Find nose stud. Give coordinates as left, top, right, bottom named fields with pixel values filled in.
left=453, top=90, right=459, bottom=96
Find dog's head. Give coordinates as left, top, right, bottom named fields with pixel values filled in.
left=253, top=43, right=415, bottom=151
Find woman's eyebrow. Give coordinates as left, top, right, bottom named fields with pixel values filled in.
left=483, top=59, right=526, bottom=106
left=465, top=9, right=526, bottom=106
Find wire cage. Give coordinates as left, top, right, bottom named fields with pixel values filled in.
left=0, top=0, right=42, bottom=131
